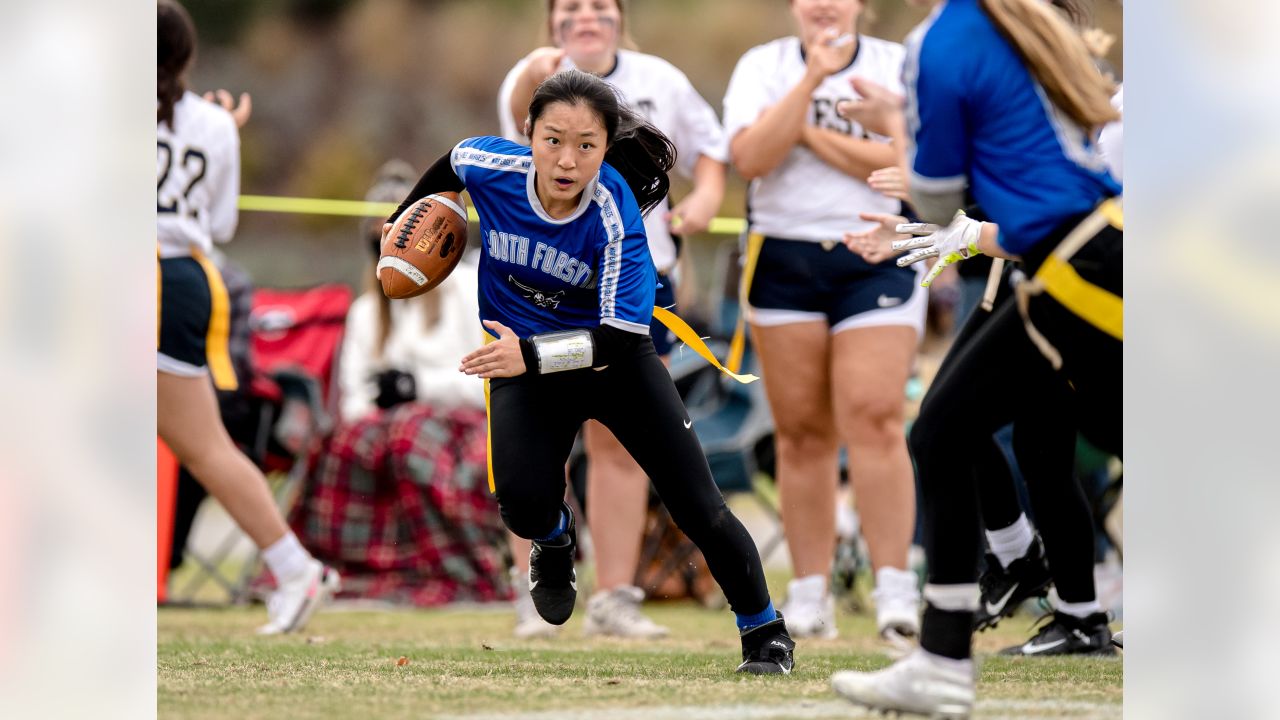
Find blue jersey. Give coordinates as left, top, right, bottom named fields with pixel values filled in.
left=904, top=0, right=1121, bottom=256
left=450, top=136, right=656, bottom=339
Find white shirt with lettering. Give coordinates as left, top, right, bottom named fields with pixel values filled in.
left=722, top=35, right=905, bottom=242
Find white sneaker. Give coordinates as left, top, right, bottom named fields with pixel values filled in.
left=257, top=559, right=340, bottom=635
left=583, top=586, right=670, bottom=639
left=781, top=575, right=838, bottom=639
left=831, top=649, right=975, bottom=719
left=511, top=566, right=558, bottom=639
left=874, top=566, right=921, bottom=653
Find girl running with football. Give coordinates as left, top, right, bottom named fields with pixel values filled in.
left=385, top=69, right=795, bottom=675
left=495, top=0, right=729, bottom=640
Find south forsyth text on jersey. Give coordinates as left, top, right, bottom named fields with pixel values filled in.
left=486, top=229, right=599, bottom=289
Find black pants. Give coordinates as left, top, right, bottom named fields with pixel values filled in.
left=488, top=337, right=771, bottom=617
left=913, top=216, right=1121, bottom=659
left=953, top=275, right=1100, bottom=608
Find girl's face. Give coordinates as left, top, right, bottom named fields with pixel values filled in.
left=529, top=101, right=608, bottom=213
left=550, top=0, right=622, bottom=62
left=790, top=0, right=863, bottom=46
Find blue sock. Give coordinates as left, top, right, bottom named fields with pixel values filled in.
left=535, top=509, right=568, bottom=543
left=736, top=600, right=777, bottom=632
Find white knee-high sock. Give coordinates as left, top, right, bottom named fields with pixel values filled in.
left=985, top=514, right=1034, bottom=569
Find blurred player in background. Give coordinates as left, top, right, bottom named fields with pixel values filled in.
left=722, top=0, right=922, bottom=647
left=496, top=0, right=728, bottom=640
left=387, top=70, right=795, bottom=674
left=156, top=0, right=338, bottom=635
left=831, top=0, right=1121, bottom=714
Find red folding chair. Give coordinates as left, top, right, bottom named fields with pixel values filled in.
left=245, top=285, right=353, bottom=473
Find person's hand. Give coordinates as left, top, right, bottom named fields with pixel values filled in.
left=460, top=320, right=527, bottom=378
left=1081, top=27, right=1116, bottom=60
left=524, top=46, right=568, bottom=86
left=203, top=88, right=252, bottom=128
left=804, top=27, right=854, bottom=82
left=843, top=212, right=909, bottom=264
left=892, top=211, right=985, bottom=287
left=835, top=76, right=904, bottom=137
left=667, top=189, right=719, bottom=236
left=867, top=165, right=910, bottom=201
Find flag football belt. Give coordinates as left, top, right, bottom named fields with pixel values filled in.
left=652, top=305, right=757, bottom=384
left=1015, top=197, right=1124, bottom=370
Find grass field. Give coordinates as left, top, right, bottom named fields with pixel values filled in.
left=158, top=588, right=1122, bottom=720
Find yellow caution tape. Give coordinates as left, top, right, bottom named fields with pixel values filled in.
left=237, top=194, right=745, bottom=234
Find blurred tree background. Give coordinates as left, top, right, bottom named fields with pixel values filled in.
left=183, top=0, right=1121, bottom=301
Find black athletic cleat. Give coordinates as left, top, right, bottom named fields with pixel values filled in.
left=528, top=502, right=578, bottom=625
left=999, top=611, right=1117, bottom=656
left=736, top=614, right=796, bottom=675
left=973, top=535, right=1052, bottom=631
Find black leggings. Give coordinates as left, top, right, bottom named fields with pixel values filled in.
left=956, top=278, right=1099, bottom=607
left=914, top=298, right=1075, bottom=586
left=488, top=338, right=771, bottom=616
left=913, top=218, right=1121, bottom=659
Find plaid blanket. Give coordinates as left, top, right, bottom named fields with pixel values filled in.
left=288, top=403, right=512, bottom=606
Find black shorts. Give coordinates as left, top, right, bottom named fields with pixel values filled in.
left=157, top=254, right=237, bottom=390
left=650, top=272, right=677, bottom=356
left=747, top=235, right=926, bottom=334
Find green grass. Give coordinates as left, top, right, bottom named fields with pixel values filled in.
left=158, top=597, right=1121, bottom=719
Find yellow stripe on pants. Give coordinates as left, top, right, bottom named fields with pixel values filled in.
left=484, top=376, right=495, bottom=494
left=157, top=253, right=163, bottom=349
left=480, top=331, right=496, bottom=494
left=189, top=249, right=239, bottom=391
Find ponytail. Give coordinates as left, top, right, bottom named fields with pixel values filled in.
left=979, top=0, right=1118, bottom=130
left=605, top=106, right=675, bottom=217
left=157, top=72, right=184, bottom=129
left=157, top=0, right=196, bottom=129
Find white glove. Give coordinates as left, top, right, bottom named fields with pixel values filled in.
left=892, top=211, right=984, bottom=287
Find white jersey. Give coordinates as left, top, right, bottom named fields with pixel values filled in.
left=497, top=49, right=727, bottom=272
left=157, top=91, right=240, bottom=259
left=722, top=35, right=904, bottom=242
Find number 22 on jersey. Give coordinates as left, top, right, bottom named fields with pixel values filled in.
left=157, top=140, right=206, bottom=217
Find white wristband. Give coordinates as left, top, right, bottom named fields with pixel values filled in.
left=529, top=330, right=594, bottom=373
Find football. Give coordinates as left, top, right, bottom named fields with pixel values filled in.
left=377, top=192, right=469, bottom=299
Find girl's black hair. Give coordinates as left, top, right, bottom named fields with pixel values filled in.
left=528, top=69, right=675, bottom=216
left=158, top=0, right=196, bottom=130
